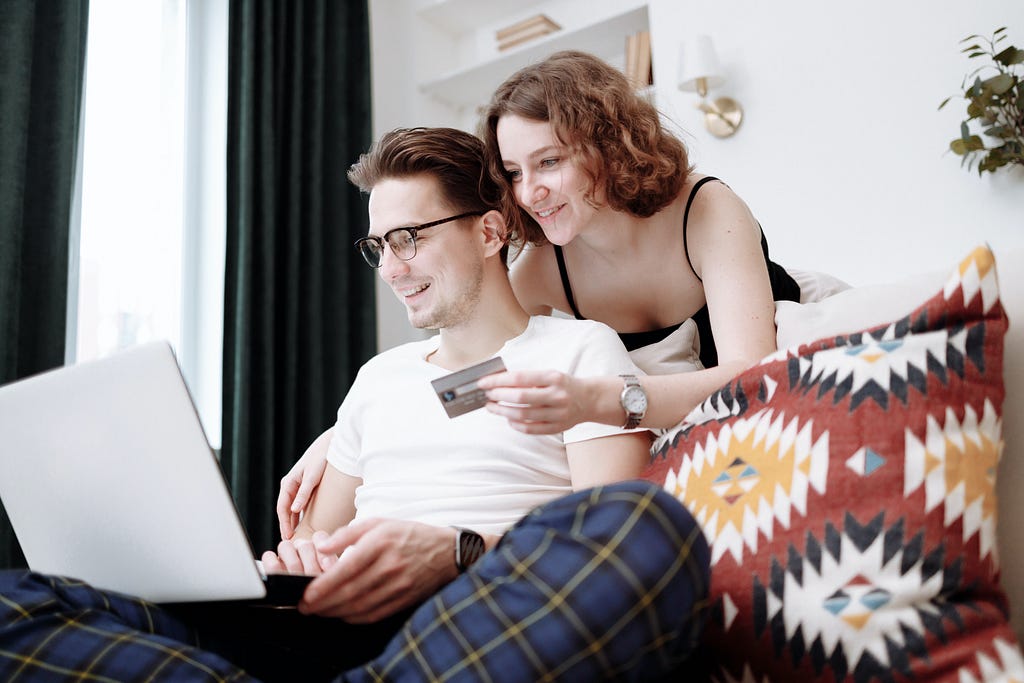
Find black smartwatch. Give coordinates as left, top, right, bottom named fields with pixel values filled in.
left=453, top=527, right=486, bottom=572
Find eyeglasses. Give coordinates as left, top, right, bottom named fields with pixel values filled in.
left=354, top=212, right=483, bottom=269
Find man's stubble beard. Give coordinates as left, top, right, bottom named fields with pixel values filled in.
left=409, top=259, right=485, bottom=331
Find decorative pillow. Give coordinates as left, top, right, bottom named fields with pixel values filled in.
left=643, top=246, right=1024, bottom=681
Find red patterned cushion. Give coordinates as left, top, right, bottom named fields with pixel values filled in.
left=643, top=246, right=1024, bottom=681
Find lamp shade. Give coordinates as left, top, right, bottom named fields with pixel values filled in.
left=677, top=35, right=726, bottom=91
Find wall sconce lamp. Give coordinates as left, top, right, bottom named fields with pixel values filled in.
left=677, top=35, right=743, bottom=138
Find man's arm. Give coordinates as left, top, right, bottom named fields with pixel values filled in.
left=565, top=431, right=653, bottom=491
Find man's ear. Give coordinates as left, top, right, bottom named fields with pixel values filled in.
left=480, top=210, right=508, bottom=259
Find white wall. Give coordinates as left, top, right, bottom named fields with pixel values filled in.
left=369, top=0, right=1024, bottom=350
left=648, top=1, right=1024, bottom=287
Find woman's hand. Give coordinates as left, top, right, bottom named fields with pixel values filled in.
left=277, top=429, right=333, bottom=540
left=477, top=370, right=601, bottom=434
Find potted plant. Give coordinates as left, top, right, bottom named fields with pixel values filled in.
left=939, top=28, right=1023, bottom=175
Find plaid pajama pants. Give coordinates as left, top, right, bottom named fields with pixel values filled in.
left=0, top=481, right=709, bottom=682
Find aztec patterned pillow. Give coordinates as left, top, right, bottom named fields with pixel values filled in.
left=643, top=246, right=1024, bottom=681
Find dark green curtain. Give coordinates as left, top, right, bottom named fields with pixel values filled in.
left=0, top=1, right=89, bottom=568
left=223, top=0, right=376, bottom=553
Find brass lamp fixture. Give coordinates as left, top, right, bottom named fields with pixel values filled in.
left=677, top=35, right=743, bottom=138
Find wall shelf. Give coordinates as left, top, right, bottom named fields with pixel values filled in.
left=418, top=4, right=649, bottom=110
left=415, top=0, right=549, bottom=35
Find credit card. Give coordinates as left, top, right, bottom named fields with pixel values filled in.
left=431, top=357, right=506, bottom=418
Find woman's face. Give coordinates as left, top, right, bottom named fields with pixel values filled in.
left=495, top=115, right=600, bottom=246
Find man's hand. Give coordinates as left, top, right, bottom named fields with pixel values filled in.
left=277, top=429, right=333, bottom=539
left=298, top=519, right=459, bottom=623
left=261, top=533, right=336, bottom=576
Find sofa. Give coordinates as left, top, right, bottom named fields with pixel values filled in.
left=641, top=243, right=1024, bottom=681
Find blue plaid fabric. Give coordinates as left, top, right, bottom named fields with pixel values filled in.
left=0, top=571, right=253, bottom=681
left=344, top=480, right=710, bottom=682
left=0, top=481, right=708, bottom=682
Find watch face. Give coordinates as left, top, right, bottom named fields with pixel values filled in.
left=457, top=528, right=486, bottom=571
left=623, top=385, right=647, bottom=412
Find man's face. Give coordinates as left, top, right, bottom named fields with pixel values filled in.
left=367, top=175, right=484, bottom=331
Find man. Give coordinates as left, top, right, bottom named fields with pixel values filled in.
left=0, top=128, right=709, bottom=682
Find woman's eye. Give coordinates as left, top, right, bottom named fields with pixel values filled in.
left=540, top=158, right=558, bottom=168
left=505, top=168, right=521, bottom=181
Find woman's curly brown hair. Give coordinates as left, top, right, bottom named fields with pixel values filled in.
left=479, top=50, right=692, bottom=246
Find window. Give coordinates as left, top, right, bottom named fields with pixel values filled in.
left=74, top=0, right=227, bottom=446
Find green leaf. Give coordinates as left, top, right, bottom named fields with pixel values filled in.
left=951, top=137, right=984, bottom=155
left=938, top=96, right=952, bottom=110
left=984, top=73, right=1016, bottom=94
left=995, top=27, right=1008, bottom=36
left=984, top=125, right=1009, bottom=138
left=961, top=33, right=984, bottom=42
left=994, top=46, right=1024, bottom=66
left=961, top=121, right=970, bottom=139
left=967, top=100, right=986, bottom=118
left=980, top=154, right=1008, bottom=174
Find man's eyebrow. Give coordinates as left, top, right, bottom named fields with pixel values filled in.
left=368, top=219, right=417, bottom=237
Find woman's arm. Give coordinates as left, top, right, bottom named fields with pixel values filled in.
left=277, top=427, right=333, bottom=539
left=482, top=183, right=780, bottom=432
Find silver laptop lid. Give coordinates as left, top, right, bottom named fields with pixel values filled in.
left=0, top=341, right=266, bottom=603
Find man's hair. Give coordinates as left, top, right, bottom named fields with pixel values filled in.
left=479, top=50, right=692, bottom=246
left=348, top=127, right=511, bottom=262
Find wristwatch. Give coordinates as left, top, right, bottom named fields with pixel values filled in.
left=619, top=374, right=648, bottom=429
left=453, top=527, right=486, bottom=572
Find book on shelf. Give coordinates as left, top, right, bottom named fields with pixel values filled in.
left=495, top=14, right=561, bottom=51
left=624, top=30, right=653, bottom=90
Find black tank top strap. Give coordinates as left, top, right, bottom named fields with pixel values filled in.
left=682, top=176, right=721, bottom=282
left=552, top=244, right=584, bottom=319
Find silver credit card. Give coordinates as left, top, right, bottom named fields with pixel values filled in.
left=430, top=357, right=506, bottom=418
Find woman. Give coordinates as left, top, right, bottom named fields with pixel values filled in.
left=278, top=50, right=803, bottom=534
left=474, top=49, right=799, bottom=434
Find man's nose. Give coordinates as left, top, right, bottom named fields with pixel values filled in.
left=379, top=245, right=410, bottom=281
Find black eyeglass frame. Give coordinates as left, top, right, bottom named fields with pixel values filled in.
left=353, top=211, right=483, bottom=268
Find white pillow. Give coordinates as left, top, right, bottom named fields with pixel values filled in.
left=786, top=267, right=852, bottom=303
left=775, top=269, right=946, bottom=350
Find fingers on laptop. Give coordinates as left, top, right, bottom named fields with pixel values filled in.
left=264, top=539, right=326, bottom=575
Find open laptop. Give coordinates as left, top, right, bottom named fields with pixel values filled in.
left=0, top=341, right=311, bottom=605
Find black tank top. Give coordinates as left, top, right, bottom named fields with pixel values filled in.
left=552, top=176, right=800, bottom=368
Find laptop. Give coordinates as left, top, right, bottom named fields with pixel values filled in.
left=0, top=341, right=311, bottom=605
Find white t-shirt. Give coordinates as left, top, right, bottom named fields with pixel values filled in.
left=326, top=316, right=644, bottom=534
